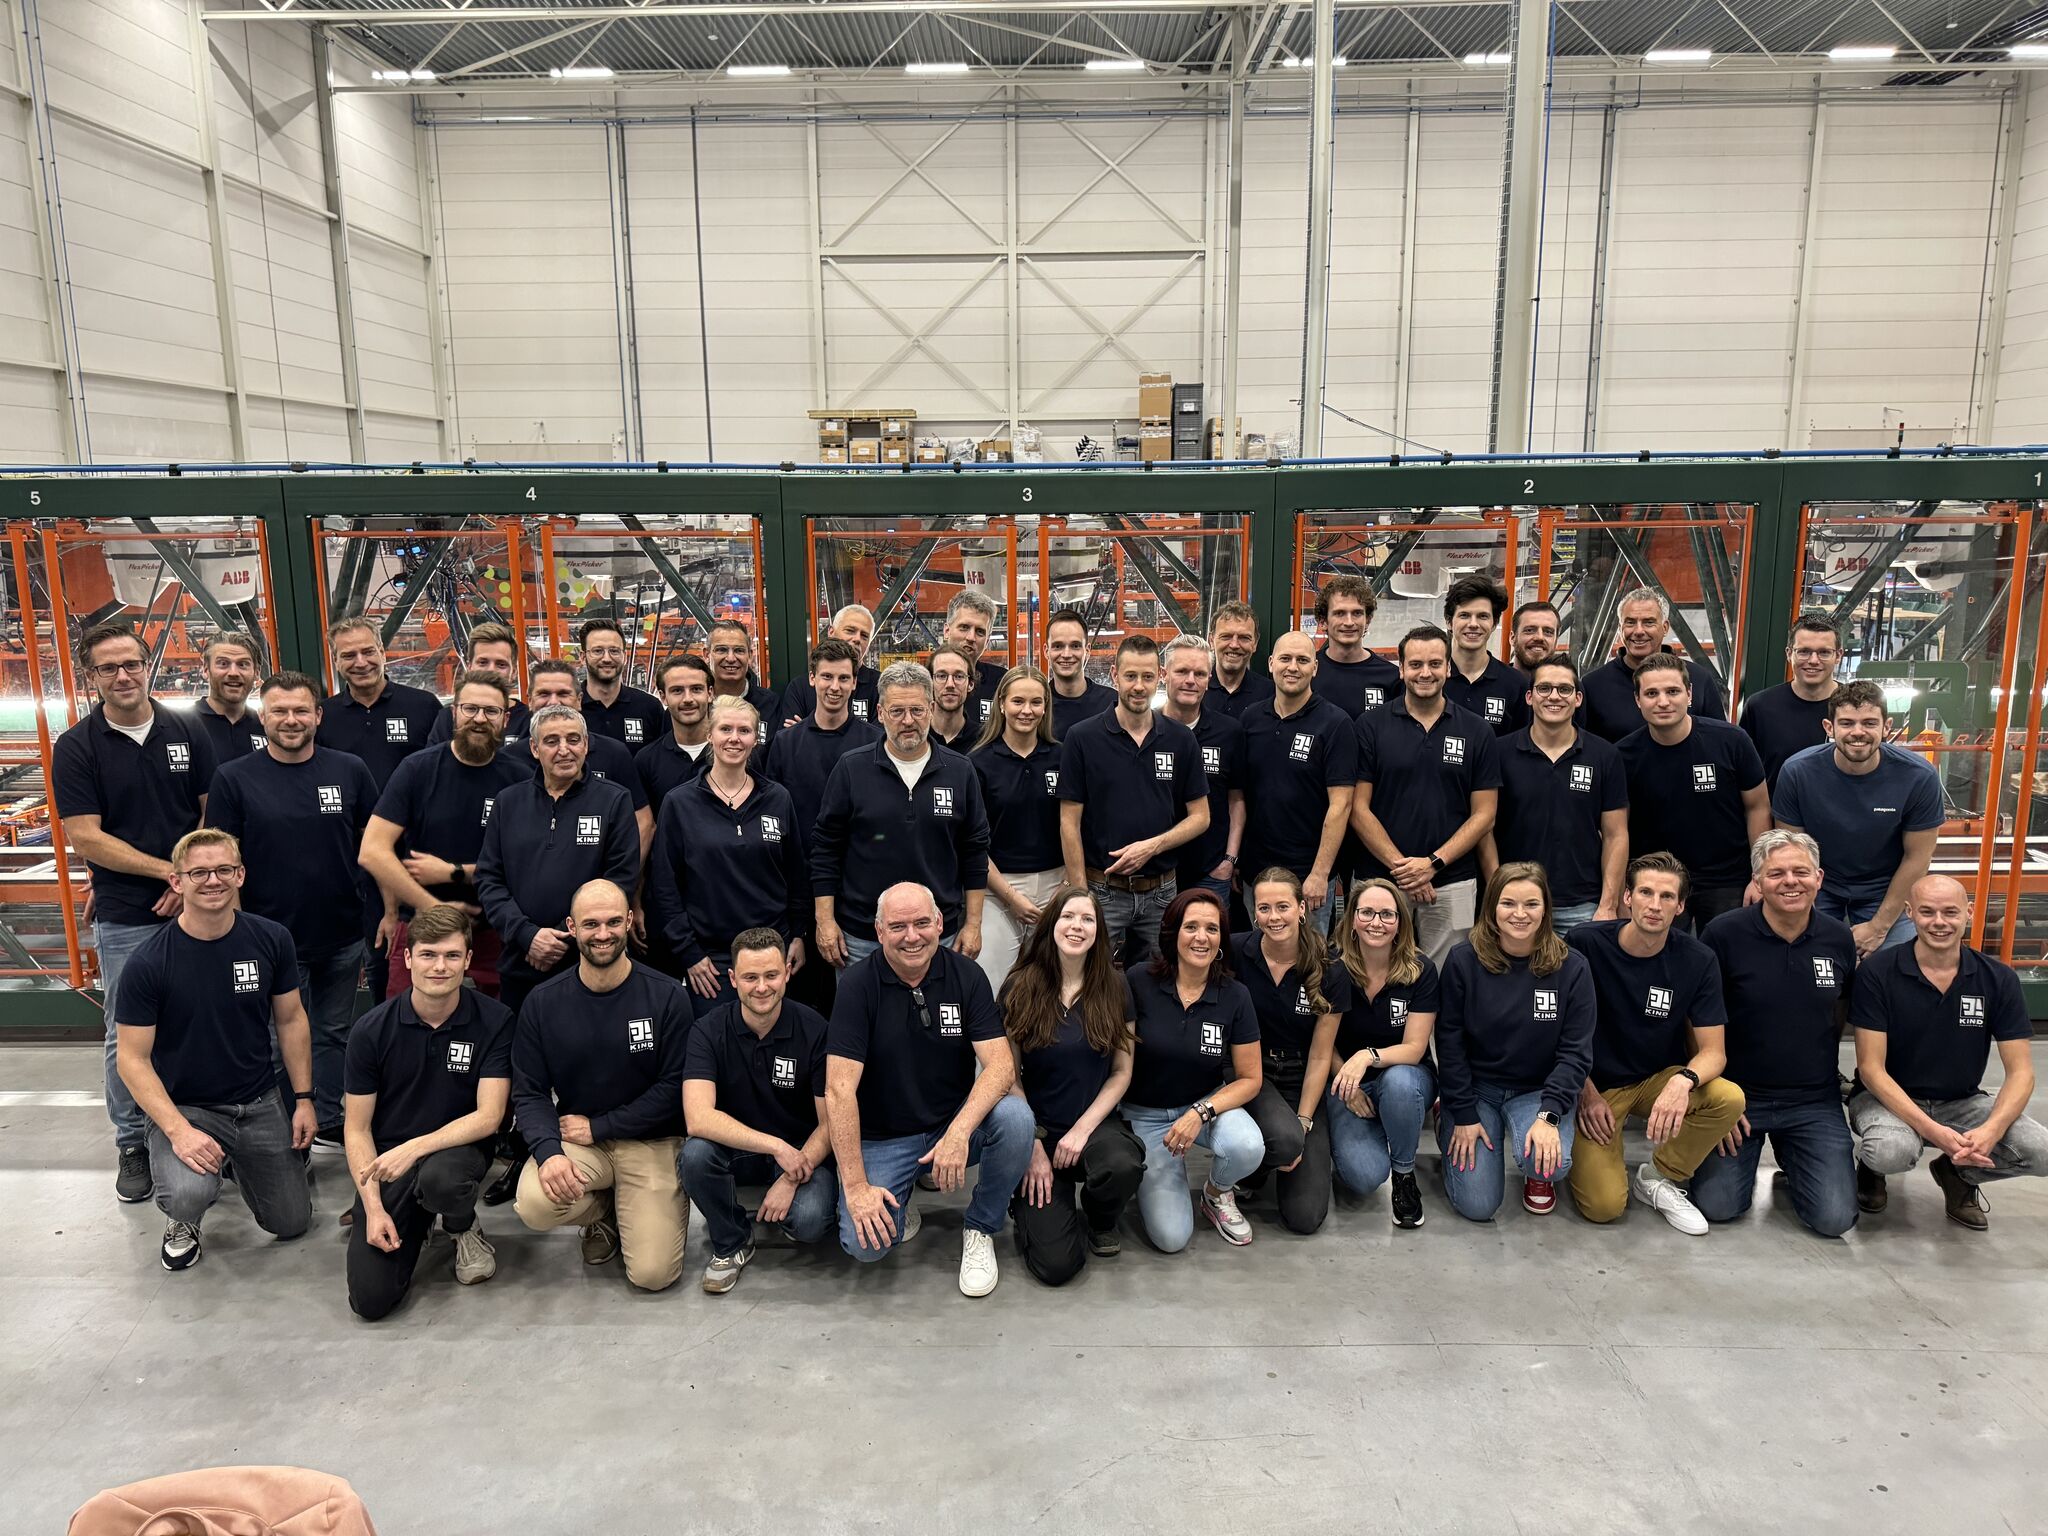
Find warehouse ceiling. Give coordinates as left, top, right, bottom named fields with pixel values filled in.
left=208, top=0, right=2048, bottom=85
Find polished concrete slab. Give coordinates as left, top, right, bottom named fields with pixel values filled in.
left=4, top=1040, right=2046, bottom=1534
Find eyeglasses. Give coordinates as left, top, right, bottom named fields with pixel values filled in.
left=91, top=660, right=147, bottom=679
left=1790, top=649, right=1838, bottom=663
left=908, top=985, right=936, bottom=1034
left=1529, top=683, right=1577, bottom=698
left=454, top=703, right=507, bottom=720
left=1356, top=909, right=1400, bottom=926
left=180, top=864, right=242, bottom=884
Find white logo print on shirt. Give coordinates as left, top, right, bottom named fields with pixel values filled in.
left=1289, top=733, right=1314, bottom=762
left=1570, top=764, right=1593, bottom=793
left=1812, top=957, right=1837, bottom=988
left=446, top=1040, right=474, bottom=1073
left=624, top=719, right=645, bottom=743
left=317, top=785, right=345, bottom=814
left=1200, top=1022, right=1224, bottom=1055
left=627, top=1018, right=655, bottom=1052
left=760, top=815, right=783, bottom=843
left=386, top=719, right=410, bottom=743
left=231, top=960, right=261, bottom=994
left=772, top=1055, right=797, bottom=1088
left=1442, top=736, right=1466, bottom=765
left=1645, top=986, right=1673, bottom=1019
left=938, top=1002, right=963, bottom=1038
left=1153, top=751, right=1175, bottom=781
left=1533, top=989, right=1558, bottom=1022
left=1484, top=697, right=1505, bottom=722
left=166, top=742, right=190, bottom=772
left=932, top=786, right=955, bottom=818
left=576, top=815, right=601, bottom=845
left=481, top=797, right=496, bottom=825
left=1959, top=995, right=1985, bottom=1026
left=1692, top=764, right=1718, bottom=792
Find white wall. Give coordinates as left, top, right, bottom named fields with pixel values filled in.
left=1994, top=78, right=2048, bottom=443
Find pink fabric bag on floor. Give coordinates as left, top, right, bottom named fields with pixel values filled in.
left=68, top=1466, right=378, bottom=1536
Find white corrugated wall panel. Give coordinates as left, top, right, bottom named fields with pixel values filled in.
left=1233, top=110, right=1308, bottom=445
left=1320, top=110, right=1407, bottom=457
left=1403, top=110, right=1505, bottom=454
left=350, top=237, right=436, bottom=424
left=336, top=90, right=425, bottom=255
left=619, top=124, right=708, bottom=461
left=1526, top=104, right=1608, bottom=454
left=1993, top=81, right=2048, bottom=443
left=208, top=21, right=324, bottom=210
left=224, top=184, right=344, bottom=409
left=37, top=0, right=200, bottom=165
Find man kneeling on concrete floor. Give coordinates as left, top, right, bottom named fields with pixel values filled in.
left=344, top=903, right=513, bottom=1319
left=1850, top=874, right=2048, bottom=1231
left=114, top=828, right=314, bottom=1272
left=513, top=879, right=692, bottom=1290
left=678, top=929, right=838, bottom=1294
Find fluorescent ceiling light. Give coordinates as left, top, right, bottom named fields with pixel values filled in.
left=549, top=65, right=614, bottom=79
left=1085, top=58, right=1147, bottom=72
left=372, top=69, right=436, bottom=81
left=2010, top=43, right=2048, bottom=58
left=1464, top=51, right=1511, bottom=65
left=1281, top=55, right=1348, bottom=67
left=1645, top=48, right=1711, bottom=63
left=727, top=63, right=792, bottom=77
left=1828, top=44, right=1897, bottom=59
left=906, top=61, right=971, bottom=74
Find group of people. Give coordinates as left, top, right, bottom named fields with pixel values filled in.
left=56, top=575, right=2046, bottom=1314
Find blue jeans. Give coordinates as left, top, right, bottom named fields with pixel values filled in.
left=1090, top=877, right=1176, bottom=967
left=1123, top=1102, right=1265, bottom=1253
left=1815, top=890, right=1914, bottom=949
left=1437, top=1080, right=1578, bottom=1221
left=1328, top=1063, right=1434, bottom=1195
left=686, top=953, right=736, bottom=1020
left=95, top=919, right=159, bottom=1150
left=1551, top=902, right=1598, bottom=935
left=299, top=942, right=366, bottom=1129
left=841, top=931, right=959, bottom=969
left=146, top=1090, right=312, bottom=1237
left=837, top=1095, right=1034, bottom=1259
left=1688, top=1097, right=1858, bottom=1238
left=677, top=1137, right=838, bottom=1257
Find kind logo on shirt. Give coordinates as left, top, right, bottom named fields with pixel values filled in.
left=1152, top=751, right=1175, bottom=781
left=317, top=785, right=345, bottom=814
left=931, top=786, right=955, bottom=818
left=166, top=742, right=190, bottom=773
left=1691, top=764, right=1718, bottom=793
left=1569, top=764, right=1593, bottom=793
left=1484, top=696, right=1505, bottom=722
left=1812, top=956, right=1838, bottom=989
left=1289, top=732, right=1314, bottom=762
left=1200, top=1021, right=1224, bottom=1055
left=1043, top=770, right=1060, bottom=796
left=1959, top=995, right=1985, bottom=1027
left=1645, top=986, right=1674, bottom=1019
left=1533, top=988, right=1558, bottom=1022
left=761, top=814, right=783, bottom=843
left=852, top=700, right=872, bottom=721
left=1363, top=687, right=1386, bottom=710
left=576, top=814, right=602, bottom=845
left=772, top=1055, right=797, bottom=1089
left=1295, top=986, right=1313, bottom=1015
left=481, top=796, right=496, bottom=825
left=249, top=733, right=266, bottom=752
left=626, top=1017, right=656, bottom=1053
left=624, top=718, right=645, bottom=743
left=1442, top=736, right=1466, bottom=766
left=1201, top=747, right=1220, bottom=776
left=446, top=1039, right=474, bottom=1073
left=1389, top=998, right=1409, bottom=1024
left=231, top=959, right=261, bottom=994
left=938, top=1002, right=963, bottom=1037
left=386, top=718, right=410, bottom=743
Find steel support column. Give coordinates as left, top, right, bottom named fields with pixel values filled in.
left=1299, top=0, right=1334, bottom=455
left=413, top=115, right=455, bottom=458
left=14, top=0, right=85, bottom=461
left=1488, top=0, right=1549, bottom=453
left=1392, top=94, right=1419, bottom=450
left=1220, top=11, right=1246, bottom=458
left=1973, top=79, right=2025, bottom=443
left=1582, top=96, right=1617, bottom=452
left=1784, top=97, right=1826, bottom=449
left=311, top=28, right=367, bottom=462
left=185, top=0, right=250, bottom=460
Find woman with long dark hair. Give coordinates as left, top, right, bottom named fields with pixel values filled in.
left=972, top=666, right=1063, bottom=991
left=1435, top=861, right=1596, bottom=1221
left=1121, top=887, right=1265, bottom=1250
left=1234, top=867, right=1349, bottom=1235
left=1000, top=884, right=1144, bottom=1285
left=1329, top=877, right=1439, bottom=1230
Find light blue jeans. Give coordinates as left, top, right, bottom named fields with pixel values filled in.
left=842, top=931, right=959, bottom=968
left=1550, top=902, right=1598, bottom=935
left=1437, top=1080, right=1578, bottom=1222
left=1122, top=1102, right=1265, bottom=1253
left=836, top=1095, right=1035, bottom=1259
left=95, top=919, right=159, bottom=1151
left=1328, top=1063, right=1435, bottom=1194
left=1815, top=891, right=1914, bottom=950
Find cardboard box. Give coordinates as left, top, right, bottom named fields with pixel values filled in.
left=915, top=444, right=947, bottom=463
left=1139, top=371, right=1173, bottom=420
left=819, top=445, right=848, bottom=464
left=1139, top=426, right=1173, bottom=462
left=816, top=417, right=848, bottom=436
left=848, top=439, right=879, bottom=464
left=978, top=437, right=1013, bottom=462
left=881, top=417, right=911, bottom=436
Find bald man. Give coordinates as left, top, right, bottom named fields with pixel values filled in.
left=1237, top=630, right=1357, bottom=933
left=1849, top=875, right=2048, bottom=1231
left=512, top=880, right=693, bottom=1290
left=826, top=883, right=1032, bottom=1297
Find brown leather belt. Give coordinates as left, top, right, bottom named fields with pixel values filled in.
left=1087, top=867, right=1170, bottom=894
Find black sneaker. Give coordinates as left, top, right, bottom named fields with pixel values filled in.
left=1086, top=1224, right=1121, bottom=1258
left=115, top=1146, right=152, bottom=1204
left=1390, top=1169, right=1426, bottom=1229
left=310, top=1127, right=346, bottom=1156
left=1856, top=1163, right=1888, bottom=1214
left=482, top=1162, right=521, bottom=1207
left=160, top=1219, right=202, bottom=1272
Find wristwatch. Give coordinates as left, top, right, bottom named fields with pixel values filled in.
left=1194, top=1098, right=1218, bottom=1124
left=1297, top=1113, right=1314, bottom=1133
left=1367, top=1046, right=1383, bottom=1067
left=1535, top=1109, right=1560, bottom=1128
left=292, top=1090, right=315, bottom=1103
left=1428, top=853, right=1447, bottom=874
left=1674, top=1067, right=1701, bottom=1089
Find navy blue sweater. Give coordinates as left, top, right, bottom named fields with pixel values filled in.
left=511, top=962, right=690, bottom=1162
left=809, top=740, right=990, bottom=941
left=475, top=772, right=639, bottom=961
left=646, top=774, right=809, bottom=966
left=761, top=714, right=883, bottom=844
left=1434, top=943, right=1596, bottom=1122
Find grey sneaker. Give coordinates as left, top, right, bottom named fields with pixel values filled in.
left=452, top=1223, right=497, bottom=1284
left=580, top=1215, right=620, bottom=1266
left=702, top=1242, right=756, bottom=1294
left=1086, top=1223, right=1122, bottom=1258
left=160, top=1219, right=201, bottom=1272
left=116, top=1146, right=152, bottom=1204
left=1199, top=1184, right=1253, bottom=1246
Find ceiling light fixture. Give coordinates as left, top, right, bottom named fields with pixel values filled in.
left=1645, top=48, right=1711, bottom=63
left=1085, top=58, right=1147, bottom=72
left=2010, top=42, right=2048, bottom=57
left=906, top=61, right=971, bottom=74
left=1464, top=51, right=1511, bottom=66
left=727, top=63, right=793, bottom=77
left=549, top=65, right=614, bottom=79
left=372, top=69, right=437, bottom=81
left=1827, top=44, right=1898, bottom=59
left=1281, top=55, right=1349, bottom=67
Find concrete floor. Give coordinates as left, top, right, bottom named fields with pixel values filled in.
left=4, top=1041, right=2046, bottom=1535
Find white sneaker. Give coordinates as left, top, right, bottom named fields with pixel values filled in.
left=897, top=1203, right=920, bottom=1245
left=701, top=1242, right=756, bottom=1294
left=1199, top=1183, right=1253, bottom=1246
left=452, top=1224, right=497, bottom=1284
left=958, top=1227, right=999, bottom=1297
left=1633, top=1163, right=1709, bottom=1236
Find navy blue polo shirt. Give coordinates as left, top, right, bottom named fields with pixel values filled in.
left=1315, top=649, right=1401, bottom=719
left=1434, top=944, right=1596, bottom=1121
left=1703, top=904, right=1855, bottom=1105
left=760, top=715, right=882, bottom=844
left=1446, top=653, right=1531, bottom=736
left=206, top=747, right=378, bottom=955
left=1335, top=953, right=1441, bottom=1063
left=1050, top=681, right=1116, bottom=740
left=519, top=731, right=648, bottom=811
left=809, top=741, right=990, bottom=941
left=647, top=774, right=808, bottom=967
left=712, top=682, right=781, bottom=746
left=1013, top=974, right=1136, bottom=1130
left=1354, top=697, right=1502, bottom=885
left=51, top=704, right=215, bottom=926
left=634, top=733, right=713, bottom=813
left=1739, top=682, right=1833, bottom=790
left=1565, top=920, right=1726, bottom=1087
left=118, top=912, right=298, bottom=1107
left=778, top=669, right=881, bottom=729
left=1851, top=942, right=2030, bottom=1102
left=511, top=962, right=690, bottom=1162
left=828, top=946, right=1002, bottom=1138
left=967, top=658, right=1006, bottom=731
left=1773, top=743, right=1944, bottom=905
left=1616, top=720, right=1765, bottom=890
left=1579, top=653, right=1727, bottom=743
left=971, top=737, right=1065, bottom=875
left=686, top=998, right=829, bottom=1146
left=1125, top=965, right=1258, bottom=1109
left=343, top=987, right=514, bottom=1152
left=475, top=772, right=640, bottom=961
left=1492, top=728, right=1628, bottom=908
left=580, top=684, right=667, bottom=751
left=1178, top=710, right=1243, bottom=888
left=1206, top=670, right=1275, bottom=720
left=1057, top=710, right=1208, bottom=875
left=429, top=697, right=530, bottom=747
left=317, top=681, right=442, bottom=789
left=1238, top=695, right=1357, bottom=881
left=372, top=744, right=533, bottom=911
left=1231, top=930, right=1355, bottom=1057
left=193, top=701, right=266, bottom=763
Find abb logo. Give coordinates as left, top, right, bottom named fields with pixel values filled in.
left=1830, top=556, right=1874, bottom=574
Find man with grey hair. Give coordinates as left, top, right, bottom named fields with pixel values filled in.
left=193, top=631, right=267, bottom=762
left=477, top=703, right=640, bottom=1013
left=778, top=604, right=881, bottom=727
left=1691, top=829, right=1860, bottom=1237
left=811, top=661, right=990, bottom=969
left=942, top=589, right=1006, bottom=729
left=1159, top=633, right=1244, bottom=902
left=1580, top=588, right=1727, bottom=742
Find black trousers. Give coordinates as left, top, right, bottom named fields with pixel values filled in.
left=1244, top=1056, right=1334, bottom=1235
left=347, top=1143, right=492, bottom=1322
left=1009, top=1117, right=1144, bottom=1287
left=1682, top=884, right=1746, bottom=935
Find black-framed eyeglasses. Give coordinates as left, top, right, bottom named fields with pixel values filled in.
left=91, top=659, right=147, bottom=679
left=180, top=863, right=242, bottom=884
left=908, top=985, right=935, bottom=1034
left=1529, top=683, right=1577, bottom=698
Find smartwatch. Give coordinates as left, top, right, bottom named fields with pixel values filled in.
left=1535, top=1109, right=1560, bottom=1128
left=1428, top=853, right=1447, bottom=875
left=292, top=1090, right=315, bottom=1103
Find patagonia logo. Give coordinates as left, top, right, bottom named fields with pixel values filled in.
left=576, top=815, right=601, bottom=845
left=166, top=742, right=190, bottom=772
left=1533, top=989, right=1558, bottom=1022
left=938, top=1002, right=962, bottom=1037
left=772, top=1055, right=797, bottom=1088
left=626, top=1018, right=655, bottom=1053
left=624, top=718, right=644, bottom=743
left=1200, top=1022, right=1224, bottom=1056
left=1442, top=736, right=1466, bottom=765
left=761, top=815, right=783, bottom=843
left=1959, top=995, right=1985, bottom=1027
left=231, top=960, right=261, bottom=994
left=1645, top=986, right=1673, bottom=1019
left=1692, top=764, right=1718, bottom=792
left=1570, top=764, right=1593, bottom=793
left=386, top=719, right=410, bottom=743
left=446, top=1039, right=474, bottom=1073
left=317, top=785, right=345, bottom=814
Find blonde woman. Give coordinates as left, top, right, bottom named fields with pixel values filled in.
left=970, top=667, right=1062, bottom=989
left=1329, top=878, right=1439, bottom=1229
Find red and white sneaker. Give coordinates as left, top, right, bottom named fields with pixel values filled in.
left=1198, top=1184, right=1254, bottom=1245
left=1522, top=1178, right=1558, bottom=1215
